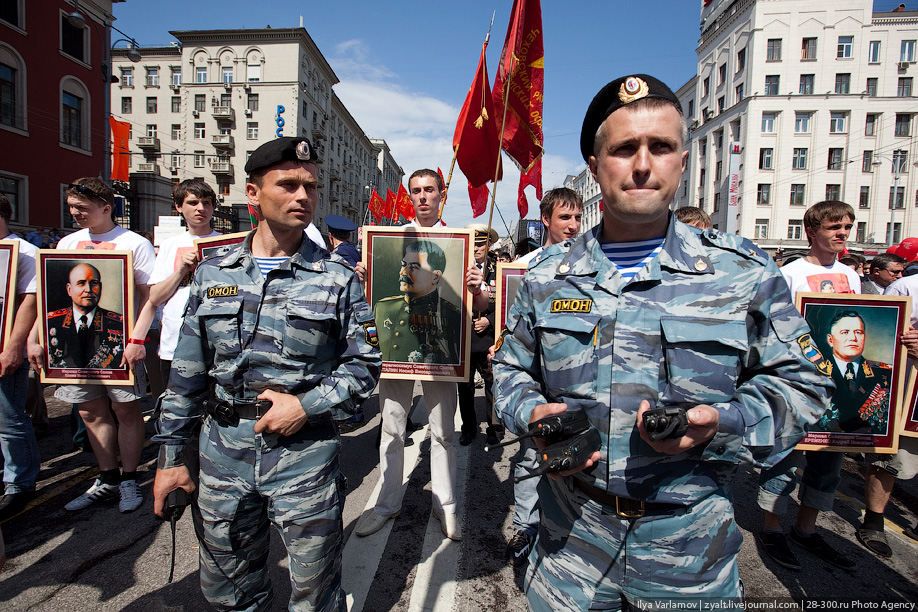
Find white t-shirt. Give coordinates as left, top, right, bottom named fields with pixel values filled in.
left=57, top=226, right=156, bottom=287
left=150, top=229, right=220, bottom=360
left=516, top=246, right=544, bottom=265
left=4, top=234, right=37, bottom=295
left=884, top=275, right=918, bottom=327
left=780, top=257, right=861, bottom=295
left=305, top=223, right=326, bottom=249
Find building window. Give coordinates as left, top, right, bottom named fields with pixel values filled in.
left=759, top=148, right=773, bottom=170
left=792, top=148, right=808, bottom=170
left=247, top=122, right=258, bottom=139
left=170, top=153, right=181, bottom=169
left=702, top=77, right=710, bottom=98
left=799, top=74, right=814, bottom=95
left=868, top=41, right=881, bottom=63
left=757, top=184, right=771, bottom=205
left=0, top=1, right=22, bottom=28
left=194, top=151, right=205, bottom=168
left=220, top=93, right=231, bottom=107
left=222, top=66, right=233, bottom=83
left=218, top=181, right=231, bottom=196
left=61, top=91, right=82, bottom=148
left=737, top=48, right=746, bottom=71
left=715, top=160, right=723, bottom=181
left=863, top=151, right=874, bottom=172
left=888, top=223, right=903, bottom=245
left=146, top=68, right=159, bottom=87
left=835, top=73, right=850, bottom=94
left=830, top=112, right=847, bottom=133
left=767, top=38, right=782, bottom=61
left=194, top=94, right=205, bottom=112
left=717, top=96, right=725, bottom=113
left=715, top=130, right=724, bottom=148
left=761, top=112, right=775, bottom=133
left=735, top=83, right=744, bottom=103
left=788, top=220, right=803, bottom=240
left=857, top=222, right=867, bottom=242
left=902, top=40, right=916, bottom=63
left=865, top=114, right=877, bottom=136
left=828, top=148, right=844, bottom=170
left=765, top=75, right=780, bottom=95
left=247, top=93, right=259, bottom=111
left=246, top=63, right=261, bottom=83
left=826, top=184, right=841, bottom=200
left=713, top=193, right=721, bottom=213
left=860, top=186, right=871, bottom=209
left=171, top=96, right=180, bottom=113
left=795, top=112, right=810, bottom=133
left=146, top=96, right=157, bottom=114
left=171, top=124, right=181, bottom=140
left=893, top=150, right=908, bottom=174
left=898, top=78, right=913, bottom=97
left=121, top=68, right=133, bottom=87
left=700, top=168, right=706, bottom=186
left=60, top=15, right=87, bottom=63
left=864, top=78, right=878, bottom=98
left=790, top=184, right=806, bottom=205
left=146, top=124, right=157, bottom=137
left=195, top=67, right=207, bottom=83
left=890, top=186, right=906, bottom=209
left=895, top=114, right=912, bottom=137
left=802, top=37, right=818, bottom=60
left=121, top=97, right=132, bottom=114
left=754, top=219, right=768, bottom=239
left=194, top=123, right=205, bottom=139
left=837, top=36, right=853, bottom=59
left=718, top=64, right=726, bottom=85
left=172, top=69, right=181, bottom=86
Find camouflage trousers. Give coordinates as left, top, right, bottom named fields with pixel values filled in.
left=197, top=416, right=346, bottom=612
left=526, top=476, right=743, bottom=611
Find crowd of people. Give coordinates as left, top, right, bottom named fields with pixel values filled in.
left=0, top=71, right=916, bottom=610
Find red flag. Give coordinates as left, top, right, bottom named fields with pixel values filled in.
left=385, top=189, right=398, bottom=220
left=368, top=189, right=386, bottom=222
left=396, top=183, right=415, bottom=221
left=109, top=117, right=131, bottom=182
left=516, top=158, right=542, bottom=218
left=492, top=0, right=544, bottom=205
left=468, top=182, right=489, bottom=218
left=453, top=42, right=502, bottom=189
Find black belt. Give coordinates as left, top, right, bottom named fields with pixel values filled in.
left=232, top=399, right=273, bottom=420
left=573, top=479, right=686, bottom=519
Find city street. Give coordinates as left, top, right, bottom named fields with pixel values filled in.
left=1, top=384, right=917, bottom=610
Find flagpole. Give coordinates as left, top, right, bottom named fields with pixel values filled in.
left=486, top=50, right=515, bottom=245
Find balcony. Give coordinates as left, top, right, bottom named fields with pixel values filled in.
left=311, top=119, right=326, bottom=140
left=211, top=134, right=234, bottom=149
left=211, top=161, right=233, bottom=175
left=136, top=163, right=160, bottom=175
left=329, top=169, right=340, bottom=183
left=137, top=136, right=161, bottom=150
left=212, top=106, right=235, bottom=121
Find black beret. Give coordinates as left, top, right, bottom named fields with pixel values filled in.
left=244, top=136, right=320, bottom=175
left=325, top=214, right=357, bottom=234
left=579, top=74, right=682, bottom=161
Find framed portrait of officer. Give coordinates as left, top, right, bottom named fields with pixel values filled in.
left=795, top=293, right=911, bottom=454
left=0, top=240, right=19, bottom=356
left=195, top=231, right=248, bottom=261
left=495, top=262, right=526, bottom=343
left=36, top=250, right=134, bottom=385
left=363, top=226, right=473, bottom=382
left=900, top=360, right=918, bottom=437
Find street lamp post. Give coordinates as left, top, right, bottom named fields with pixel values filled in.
left=873, top=154, right=906, bottom=248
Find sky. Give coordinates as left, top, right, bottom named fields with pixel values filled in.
left=111, top=0, right=703, bottom=231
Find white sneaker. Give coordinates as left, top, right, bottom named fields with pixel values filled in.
left=118, top=480, right=143, bottom=513
left=65, top=478, right=119, bottom=511
left=355, top=509, right=400, bottom=536
left=432, top=508, right=462, bottom=541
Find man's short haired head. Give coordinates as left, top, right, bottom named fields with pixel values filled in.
left=67, top=263, right=102, bottom=312
left=539, top=187, right=583, bottom=221
left=172, top=179, right=216, bottom=209
left=404, top=240, right=446, bottom=272
left=0, top=193, right=11, bottom=225
left=244, top=137, right=320, bottom=187
left=674, top=206, right=712, bottom=229
left=869, top=252, right=907, bottom=274
left=827, top=310, right=866, bottom=362
left=868, top=252, right=906, bottom=288
left=802, top=200, right=855, bottom=244
left=408, top=169, right=444, bottom=192
left=580, top=74, right=685, bottom=162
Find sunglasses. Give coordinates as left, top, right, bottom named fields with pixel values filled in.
left=66, top=183, right=109, bottom=204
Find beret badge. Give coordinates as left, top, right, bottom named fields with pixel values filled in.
left=295, top=140, right=313, bottom=161
left=619, top=76, right=649, bottom=104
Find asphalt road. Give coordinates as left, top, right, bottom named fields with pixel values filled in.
left=1, top=384, right=917, bottom=611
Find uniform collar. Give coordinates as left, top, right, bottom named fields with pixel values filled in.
left=220, top=229, right=327, bottom=271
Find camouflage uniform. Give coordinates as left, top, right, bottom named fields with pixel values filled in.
left=154, top=232, right=381, bottom=612
left=492, top=218, right=832, bottom=610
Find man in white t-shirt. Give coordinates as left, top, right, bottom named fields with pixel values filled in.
left=124, top=180, right=219, bottom=383
left=757, top=200, right=858, bottom=571
left=0, top=194, right=40, bottom=520
left=27, top=178, right=155, bottom=514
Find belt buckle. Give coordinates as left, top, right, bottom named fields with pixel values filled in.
left=615, top=496, right=645, bottom=519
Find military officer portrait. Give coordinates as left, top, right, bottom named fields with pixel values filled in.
left=373, top=238, right=463, bottom=366
left=45, top=262, right=125, bottom=371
